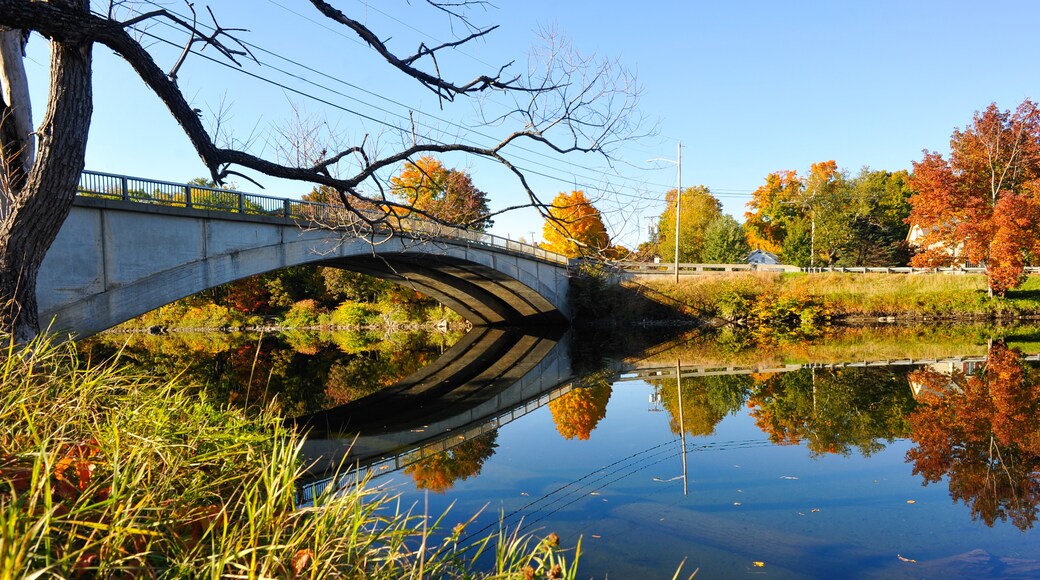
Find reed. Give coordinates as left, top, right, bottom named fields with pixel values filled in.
left=0, top=333, right=578, bottom=579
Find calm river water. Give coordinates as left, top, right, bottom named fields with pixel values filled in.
left=86, top=325, right=1040, bottom=578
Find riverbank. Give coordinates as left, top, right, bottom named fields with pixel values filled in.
left=616, top=272, right=1040, bottom=323
left=0, top=333, right=579, bottom=578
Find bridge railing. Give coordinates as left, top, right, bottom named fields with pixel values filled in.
left=77, top=170, right=569, bottom=265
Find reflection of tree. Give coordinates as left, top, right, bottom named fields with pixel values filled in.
left=748, top=368, right=915, bottom=457
left=656, top=375, right=751, bottom=437
left=82, top=330, right=454, bottom=415
left=906, top=342, right=1040, bottom=530
left=549, top=373, right=613, bottom=440
left=404, top=432, right=499, bottom=493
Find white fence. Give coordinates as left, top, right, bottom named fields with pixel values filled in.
left=617, top=261, right=1040, bottom=276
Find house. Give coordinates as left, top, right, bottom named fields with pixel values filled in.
left=906, top=223, right=970, bottom=266
left=747, top=249, right=780, bottom=266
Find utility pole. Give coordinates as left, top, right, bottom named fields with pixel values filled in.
left=674, top=142, right=682, bottom=283
left=647, top=142, right=682, bottom=282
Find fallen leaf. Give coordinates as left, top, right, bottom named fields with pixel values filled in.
left=753, top=561, right=765, bottom=567
left=897, top=554, right=917, bottom=563
left=293, top=549, right=314, bottom=575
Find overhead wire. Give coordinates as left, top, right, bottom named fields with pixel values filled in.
left=128, top=1, right=754, bottom=205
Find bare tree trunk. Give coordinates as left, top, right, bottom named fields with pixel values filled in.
left=0, top=5, right=91, bottom=342
left=0, top=27, right=33, bottom=185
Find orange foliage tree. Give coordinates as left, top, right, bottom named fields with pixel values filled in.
left=404, top=432, right=498, bottom=493
left=906, top=342, right=1040, bottom=530
left=744, top=170, right=804, bottom=254
left=540, top=190, right=610, bottom=257
left=548, top=383, right=612, bottom=440
left=390, top=156, right=492, bottom=230
left=907, top=100, right=1040, bottom=295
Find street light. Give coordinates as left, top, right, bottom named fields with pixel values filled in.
left=648, top=142, right=682, bottom=282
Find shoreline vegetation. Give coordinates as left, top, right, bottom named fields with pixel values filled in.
left=576, top=271, right=1040, bottom=329
left=0, top=333, right=582, bottom=578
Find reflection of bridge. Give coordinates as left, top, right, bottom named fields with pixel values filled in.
left=291, top=327, right=574, bottom=502
left=38, top=171, right=572, bottom=337
left=618, top=354, right=1040, bottom=382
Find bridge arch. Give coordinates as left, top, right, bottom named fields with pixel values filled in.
left=39, top=194, right=571, bottom=338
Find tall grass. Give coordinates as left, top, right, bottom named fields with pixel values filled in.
left=0, top=334, right=579, bottom=579
left=635, top=272, right=1040, bottom=319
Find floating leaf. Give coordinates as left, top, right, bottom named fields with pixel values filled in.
left=897, top=554, right=917, bottom=563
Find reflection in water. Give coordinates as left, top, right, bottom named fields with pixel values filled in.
left=907, top=341, right=1040, bottom=530
left=747, top=367, right=915, bottom=457
left=291, top=326, right=574, bottom=498
left=70, top=320, right=1040, bottom=580
left=405, top=432, right=499, bottom=493
left=82, top=329, right=460, bottom=416
left=548, top=369, right=613, bottom=440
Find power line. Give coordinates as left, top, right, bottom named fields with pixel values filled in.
left=134, top=2, right=675, bottom=196
left=121, top=4, right=755, bottom=210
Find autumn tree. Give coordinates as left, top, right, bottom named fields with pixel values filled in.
left=390, top=156, right=491, bottom=230
left=655, top=185, right=723, bottom=263
left=746, top=163, right=911, bottom=267
left=0, top=1, right=639, bottom=341
left=702, top=215, right=751, bottom=264
left=405, top=432, right=498, bottom=493
left=906, top=342, right=1040, bottom=530
left=907, top=100, right=1040, bottom=295
left=744, top=170, right=804, bottom=254
left=540, top=190, right=610, bottom=257
left=548, top=381, right=612, bottom=440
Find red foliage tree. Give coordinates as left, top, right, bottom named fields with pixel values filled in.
left=907, top=101, right=1040, bottom=295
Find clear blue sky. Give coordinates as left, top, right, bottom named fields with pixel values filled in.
left=23, top=0, right=1040, bottom=248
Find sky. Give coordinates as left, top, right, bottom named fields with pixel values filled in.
left=21, top=0, right=1040, bottom=248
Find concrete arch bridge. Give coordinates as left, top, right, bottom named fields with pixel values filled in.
left=38, top=171, right=573, bottom=338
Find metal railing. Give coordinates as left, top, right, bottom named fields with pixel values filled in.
left=616, top=261, right=1040, bottom=276
left=616, top=261, right=799, bottom=274
left=76, top=169, right=570, bottom=265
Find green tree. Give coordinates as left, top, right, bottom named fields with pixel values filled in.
left=702, top=215, right=751, bottom=263
left=836, top=168, right=913, bottom=266
left=748, top=368, right=915, bottom=457
left=656, top=186, right=723, bottom=263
